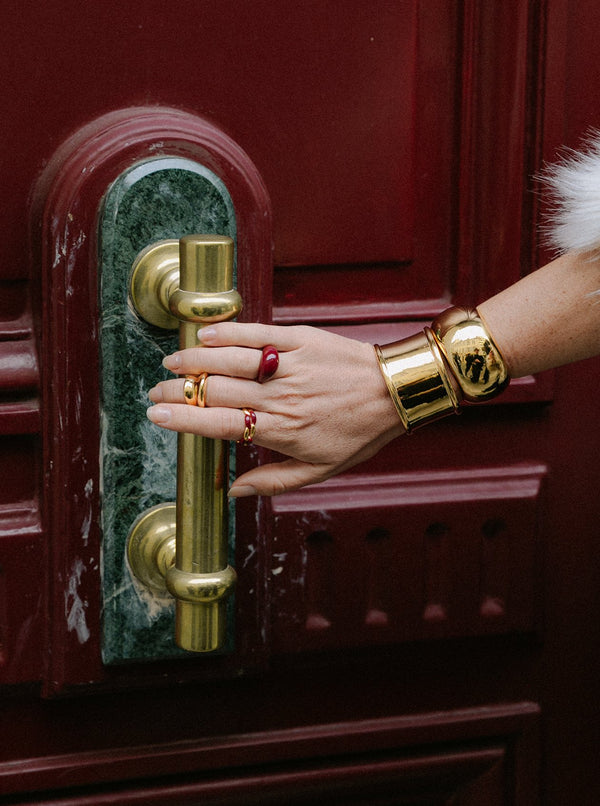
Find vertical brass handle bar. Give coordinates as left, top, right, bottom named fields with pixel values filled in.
left=127, top=235, right=241, bottom=652
left=168, top=236, right=240, bottom=651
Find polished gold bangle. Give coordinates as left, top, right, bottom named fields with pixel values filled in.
left=374, top=331, right=461, bottom=433
left=429, top=307, right=510, bottom=402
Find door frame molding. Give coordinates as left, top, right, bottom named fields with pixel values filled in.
left=32, top=107, right=273, bottom=694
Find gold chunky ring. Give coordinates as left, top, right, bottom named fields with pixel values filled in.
left=183, top=373, right=209, bottom=407
left=183, top=376, right=198, bottom=405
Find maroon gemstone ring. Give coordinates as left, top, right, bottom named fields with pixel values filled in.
left=257, top=345, right=279, bottom=383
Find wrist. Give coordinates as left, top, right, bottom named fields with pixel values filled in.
left=375, top=307, right=510, bottom=433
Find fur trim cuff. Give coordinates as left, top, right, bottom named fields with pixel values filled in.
left=542, top=131, right=600, bottom=255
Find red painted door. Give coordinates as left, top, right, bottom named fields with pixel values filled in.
left=1, top=1, right=599, bottom=804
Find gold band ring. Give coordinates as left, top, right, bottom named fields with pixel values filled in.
left=183, top=373, right=209, bottom=407
left=197, top=372, right=208, bottom=407
left=183, top=376, right=198, bottom=405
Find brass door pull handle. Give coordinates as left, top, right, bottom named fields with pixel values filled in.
left=126, top=235, right=241, bottom=652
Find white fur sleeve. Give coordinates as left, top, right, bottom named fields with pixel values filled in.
left=543, top=132, right=600, bottom=255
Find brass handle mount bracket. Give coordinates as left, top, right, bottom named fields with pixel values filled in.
left=127, top=503, right=237, bottom=604
left=129, top=237, right=242, bottom=329
left=126, top=235, right=241, bottom=653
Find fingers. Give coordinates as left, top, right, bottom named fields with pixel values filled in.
left=149, top=376, right=263, bottom=409
left=199, top=321, right=307, bottom=351
left=229, top=458, right=331, bottom=497
left=162, top=345, right=264, bottom=379
left=162, top=322, right=311, bottom=378
left=146, top=403, right=327, bottom=496
left=147, top=402, right=257, bottom=443
left=161, top=326, right=296, bottom=386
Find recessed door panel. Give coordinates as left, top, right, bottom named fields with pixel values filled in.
left=271, top=464, right=546, bottom=654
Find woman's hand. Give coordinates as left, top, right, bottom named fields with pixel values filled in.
left=147, top=322, right=404, bottom=497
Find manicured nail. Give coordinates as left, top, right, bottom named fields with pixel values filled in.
left=198, top=326, right=217, bottom=343
left=147, top=405, right=171, bottom=424
left=162, top=353, right=181, bottom=370
left=228, top=484, right=258, bottom=498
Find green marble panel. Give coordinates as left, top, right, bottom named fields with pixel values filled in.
left=99, top=157, right=237, bottom=664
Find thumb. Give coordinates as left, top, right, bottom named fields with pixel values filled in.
left=229, top=458, right=330, bottom=497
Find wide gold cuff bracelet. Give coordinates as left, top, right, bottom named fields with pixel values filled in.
left=374, top=331, right=461, bottom=433
left=375, top=307, right=510, bottom=432
left=430, top=307, right=510, bottom=402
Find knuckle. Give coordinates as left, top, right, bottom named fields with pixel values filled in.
left=269, top=414, right=298, bottom=448
left=267, top=477, right=292, bottom=496
left=279, top=389, right=303, bottom=410
left=290, top=324, right=314, bottom=342
left=224, top=409, right=242, bottom=438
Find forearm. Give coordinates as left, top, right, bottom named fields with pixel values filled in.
left=477, top=251, right=600, bottom=377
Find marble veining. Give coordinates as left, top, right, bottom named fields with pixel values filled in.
left=99, top=157, right=237, bottom=663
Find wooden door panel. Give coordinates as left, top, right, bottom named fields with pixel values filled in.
left=273, top=0, right=459, bottom=323
left=270, top=464, right=545, bottom=654
left=7, top=754, right=505, bottom=805
left=273, top=1, right=537, bottom=324
left=0, top=704, right=539, bottom=804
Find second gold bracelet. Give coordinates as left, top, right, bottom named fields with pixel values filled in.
left=375, top=331, right=461, bottom=433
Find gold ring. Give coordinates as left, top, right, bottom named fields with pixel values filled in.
left=183, top=375, right=198, bottom=406
left=183, top=373, right=209, bottom=407
left=197, top=372, right=208, bottom=407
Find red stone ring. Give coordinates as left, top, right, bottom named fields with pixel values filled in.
left=257, top=345, right=279, bottom=383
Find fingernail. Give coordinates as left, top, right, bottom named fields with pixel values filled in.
left=162, top=353, right=181, bottom=370
left=228, top=484, right=258, bottom=498
left=148, top=385, right=163, bottom=402
left=147, top=405, right=171, bottom=424
left=198, top=326, right=217, bottom=343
